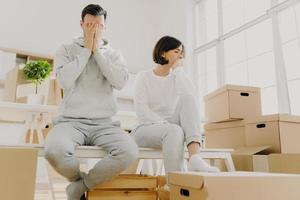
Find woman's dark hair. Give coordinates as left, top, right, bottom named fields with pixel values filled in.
left=81, top=4, right=107, bottom=21
left=153, top=36, right=184, bottom=65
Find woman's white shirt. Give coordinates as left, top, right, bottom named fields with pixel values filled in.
left=134, top=67, right=195, bottom=125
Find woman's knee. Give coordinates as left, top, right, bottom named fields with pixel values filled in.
left=163, top=124, right=184, bottom=141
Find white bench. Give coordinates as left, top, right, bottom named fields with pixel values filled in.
left=0, top=144, right=235, bottom=172
left=0, top=144, right=234, bottom=200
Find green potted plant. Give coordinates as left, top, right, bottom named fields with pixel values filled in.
left=23, top=60, right=52, bottom=104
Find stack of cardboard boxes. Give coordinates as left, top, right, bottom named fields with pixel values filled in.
left=168, top=84, right=300, bottom=200
left=203, top=84, right=300, bottom=173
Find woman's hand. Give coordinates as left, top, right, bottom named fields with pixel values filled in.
left=171, top=58, right=184, bottom=69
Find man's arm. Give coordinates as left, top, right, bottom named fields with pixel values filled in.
left=55, top=46, right=91, bottom=89
left=55, top=23, right=95, bottom=89
left=93, top=50, right=129, bottom=90
left=92, top=24, right=128, bottom=90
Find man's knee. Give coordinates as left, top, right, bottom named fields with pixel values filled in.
left=44, top=147, right=61, bottom=166
left=113, top=139, right=139, bottom=167
left=44, top=142, right=73, bottom=167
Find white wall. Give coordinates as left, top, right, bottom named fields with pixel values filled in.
left=0, top=0, right=194, bottom=137
left=0, top=0, right=193, bottom=73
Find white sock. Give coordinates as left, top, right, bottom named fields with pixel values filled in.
left=188, top=154, right=220, bottom=172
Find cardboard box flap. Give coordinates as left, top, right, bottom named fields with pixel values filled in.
left=204, top=120, right=245, bottom=130
left=169, top=172, right=205, bottom=189
left=204, top=84, right=260, bottom=100
left=233, top=146, right=271, bottom=155
left=279, top=114, right=300, bottom=123
left=246, top=114, right=300, bottom=124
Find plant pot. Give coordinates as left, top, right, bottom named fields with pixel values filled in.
left=27, top=94, right=44, bottom=105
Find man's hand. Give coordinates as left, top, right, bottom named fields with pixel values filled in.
left=93, top=24, right=99, bottom=53
left=83, top=23, right=96, bottom=51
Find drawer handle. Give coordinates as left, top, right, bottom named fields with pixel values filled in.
left=256, top=124, right=266, bottom=128
left=240, top=92, right=249, bottom=96
left=180, top=188, right=190, bottom=197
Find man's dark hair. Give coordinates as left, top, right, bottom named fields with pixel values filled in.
left=153, top=36, right=185, bottom=65
left=81, top=4, right=107, bottom=21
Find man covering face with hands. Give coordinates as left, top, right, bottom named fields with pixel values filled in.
left=44, top=4, right=138, bottom=200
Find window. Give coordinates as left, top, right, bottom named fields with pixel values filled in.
left=288, top=80, right=300, bottom=115
left=197, top=47, right=218, bottom=95
left=194, top=0, right=300, bottom=117
left=278, top=2, right=300, bottom=114
left=224, top=19, right=277, bottom=114
left=195, top=0, right=218, bottom=46
left=222, top=0, right=270, bottom=33
left=197, top=47, right=217, bottom=121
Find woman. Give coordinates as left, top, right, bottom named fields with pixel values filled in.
left=132, top=36, right=219, bottom=183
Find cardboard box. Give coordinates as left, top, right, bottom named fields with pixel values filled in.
left=231, top=146, right=270, bottom=171
left=0, top=147, right=38, bottom=200
left=204, top=85, right=261, bottom=123
left=231, top=146, right=300, bottom=174
left=215, top=146, right=300, bottom=173
left=169, top=171, right=300, bottom=200
left=245, top=114, right=300, bottom=153
left=252, top=154, right=300, bottom=174
left=204, top=120, right=246, bottom=149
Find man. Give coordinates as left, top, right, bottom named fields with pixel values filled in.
left=44, top=4, right=138, bottom=200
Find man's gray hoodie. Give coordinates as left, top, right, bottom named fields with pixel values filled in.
left=54, top=37, right=128, bottom=119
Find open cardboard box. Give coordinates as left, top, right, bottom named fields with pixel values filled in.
left=231, top=145, right=271, bottom=171
left=215, top=145, right=300, bottom=174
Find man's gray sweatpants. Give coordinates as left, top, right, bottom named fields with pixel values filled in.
left=44, top=117, right=138, bottom=189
